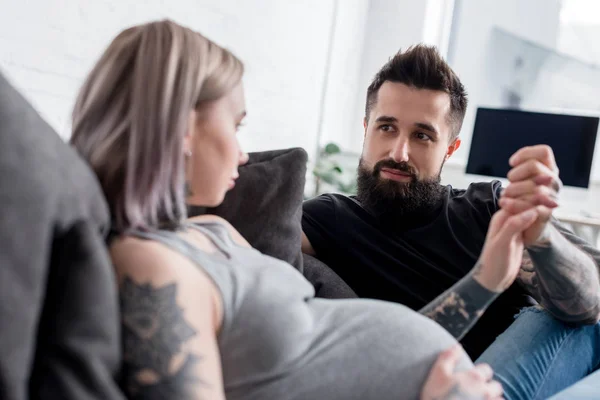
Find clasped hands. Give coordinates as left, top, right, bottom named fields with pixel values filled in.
left=476, top=145, right=562, bottom=293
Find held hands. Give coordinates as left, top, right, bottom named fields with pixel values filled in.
left=499, top=145, right=562, bottom=246
left=474, top=145, right=562, bottom=293
left=475, top=208, right=538, bottom=292
left=421, top=345, right=503, bottom=400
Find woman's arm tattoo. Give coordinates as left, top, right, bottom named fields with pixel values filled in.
left=120, top=277, right=206, bottom=399
left=420, top=263, right=499, bottom=340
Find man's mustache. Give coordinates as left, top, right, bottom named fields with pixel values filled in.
left=373, top=159, right=417, bottom=180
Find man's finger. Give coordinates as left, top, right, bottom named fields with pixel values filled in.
left=501, top=186, right=559, bottom=209
left=503, top=194, right=558, bottom=210
left=499, top=197, right=536, bottom=214
left=533, top=174, right=562, bottom=192
left=509, top=145, right=557, bottom=170
left=507, top=159, right=557, bottom=183
left=503, top=179, right=560, bottom=200
left=501, top=180, right=537, bottom=198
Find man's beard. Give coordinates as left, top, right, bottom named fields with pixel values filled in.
left=356, top=158, right=446, bottom=220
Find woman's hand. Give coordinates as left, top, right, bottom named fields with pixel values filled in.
left=421, top=345, right=503, bottom=400
left=473, top=208, right=538, bottom=293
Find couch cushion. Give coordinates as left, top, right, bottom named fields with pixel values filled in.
left=189, top=147, right=358, bottom=299
left=0, top=70, right=123, bottom=399
left=303, top=254, right=357, bottom=299
left=189, top=147, right=307, bottom=271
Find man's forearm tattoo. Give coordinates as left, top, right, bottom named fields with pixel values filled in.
left=518, top=220, right=600, bottom=324
left=420, top=263, right=499, bottom=340
left=120, top=277, right=205, bottom=399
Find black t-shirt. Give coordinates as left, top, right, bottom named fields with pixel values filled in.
left=302, top=180, right=533, bottom=359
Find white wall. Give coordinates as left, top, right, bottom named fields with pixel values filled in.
left=0, top=0, right=454, bottom=167
left=447, top=0, right=562, bottom=166
left=318, top=0, right=370, bottom=157
left=344, top=0, right=432, bottom=152
left=556, top=4, right=600, bottom=182
left=0, top=0, right=367, bottom=164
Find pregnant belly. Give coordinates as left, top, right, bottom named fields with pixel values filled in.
left=226, top=298, right=472, bottom=400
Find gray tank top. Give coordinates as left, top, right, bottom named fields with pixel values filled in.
left=131, top=220, right=471, bottom=400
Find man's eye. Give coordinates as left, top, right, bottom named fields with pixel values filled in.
left=380, top=124, right=393, bottom=132
left=415, top=132, right=431, bottom=141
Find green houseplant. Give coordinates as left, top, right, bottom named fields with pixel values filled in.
left=312, top=142, right=357, bottom=195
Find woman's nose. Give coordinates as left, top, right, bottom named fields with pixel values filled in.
left=239, top=151, right=249, bottom=166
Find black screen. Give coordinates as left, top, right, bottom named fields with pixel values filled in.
left=466, top=108, right=599, bottom=188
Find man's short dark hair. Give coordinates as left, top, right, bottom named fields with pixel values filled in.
left=365, top=44, right=467, bottom=140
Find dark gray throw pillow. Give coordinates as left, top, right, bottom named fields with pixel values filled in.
left=303, top=254, right=357, bottom=299
left=189, top=147, right=307, bottom=272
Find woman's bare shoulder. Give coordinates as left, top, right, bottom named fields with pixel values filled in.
left=110, top=236, right=170, bottom=275
left=110, top=235, right=212, bottom=289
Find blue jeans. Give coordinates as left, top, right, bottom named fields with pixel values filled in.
left=476, top=306, right=600, bottom=400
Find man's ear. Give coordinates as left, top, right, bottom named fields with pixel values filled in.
left=363, top=117, right=368, bottom=138
left=446, top=137, right=461, bottom=159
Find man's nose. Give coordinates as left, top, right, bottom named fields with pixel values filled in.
left=390, top=136, right=409, bottom=163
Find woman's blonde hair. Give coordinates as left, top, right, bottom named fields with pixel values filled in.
left=71, top=20, right=243, bottom=233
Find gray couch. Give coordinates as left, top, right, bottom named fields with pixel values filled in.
left=0, top=72, right=124, bottom=399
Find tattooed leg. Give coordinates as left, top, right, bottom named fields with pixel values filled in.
left=120, top=277, right=204, bottom=399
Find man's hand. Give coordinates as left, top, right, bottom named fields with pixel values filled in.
left=499, top=145, right=562, bottom=246
left=498, top=145, right=600, bottom=324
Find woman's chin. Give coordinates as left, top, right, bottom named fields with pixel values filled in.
left=186, top=192, right=226, bottom=208
left=185, top=195, right=225, bottom=208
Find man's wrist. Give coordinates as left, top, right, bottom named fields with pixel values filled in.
left=527, top=223, right=554, bottom=250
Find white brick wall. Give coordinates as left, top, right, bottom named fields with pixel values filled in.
left=0, top=0, right=368, bottom=163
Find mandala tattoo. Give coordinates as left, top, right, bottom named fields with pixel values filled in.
left=120, top=277, right=203, bottom=398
